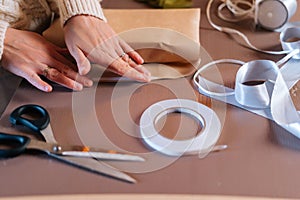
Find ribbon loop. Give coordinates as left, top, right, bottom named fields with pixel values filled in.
left=280, top=27, right=300, bottom=59
left=193, top=50, right=300, bottom=138
left=235, top=60, right=278, bottom=109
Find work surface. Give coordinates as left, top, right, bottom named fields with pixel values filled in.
left=0, top=0, right=300, bottom=199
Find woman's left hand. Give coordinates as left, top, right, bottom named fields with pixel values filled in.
left=2, top=28, right=93, bottom=92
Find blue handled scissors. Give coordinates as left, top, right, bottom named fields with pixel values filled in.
left=0, top=104, right=144, bottom=183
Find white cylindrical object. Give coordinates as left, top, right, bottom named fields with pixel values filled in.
left=255, top=0, right=297, bottom=30
left=139, top=99, right=221, bottom=157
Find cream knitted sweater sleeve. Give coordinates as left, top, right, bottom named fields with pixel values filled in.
left=0, top=20, right=9, bottom=62
left=0, top=1, right=23, bottom=62
left=0, top=0, right=105, bottom=61
left=55, top=0, right=106, bottom=26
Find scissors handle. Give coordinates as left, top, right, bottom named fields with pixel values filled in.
left=10, top=104, right=50, bottom=132
left=0, top=132, right=30, bottom=158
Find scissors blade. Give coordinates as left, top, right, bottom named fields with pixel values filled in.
left=27, top=140, right=136, bottom=183
left=61, top=151, right=145, bottom=162
left=51, top=154, right=136, bottom=183
left=40, top=125, right=145, bottom=162
left=40, top=124, right=57, bottom=144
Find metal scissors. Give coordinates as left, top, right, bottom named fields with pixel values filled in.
left=0, top=104, right=144, bottom=183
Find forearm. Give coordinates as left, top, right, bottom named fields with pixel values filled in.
left=0, top=2, right=19, bottom=61
left=0, top=21, right=10, bottom=61
left=56, top=0, right=106, bottom=26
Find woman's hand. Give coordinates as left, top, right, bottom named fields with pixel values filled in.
left=1, top=28, right=93, bottom=92
left=63, top=15, right=151, bottom=82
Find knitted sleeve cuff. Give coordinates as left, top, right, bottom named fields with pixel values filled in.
left=57, top=0, right=106, bottom=26
left=0, top=21, right=9, bottom=61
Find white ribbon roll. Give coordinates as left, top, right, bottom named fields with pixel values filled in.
left=255, top=0, right=297, bottom=31
left=207, top=0, right=298, bottom=55
left=193, top=47, right=300, bottom=138
left=198, top=0, right=300, bottom=139
left=139, top=99, right=221, bottom=157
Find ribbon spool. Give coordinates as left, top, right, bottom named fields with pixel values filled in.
left=139, top=99, right=221, bottom=157
left=255, top=0, right=297, bottom=31
left=207, top=0, right=297, bottom=55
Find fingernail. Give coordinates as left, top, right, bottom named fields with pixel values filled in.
left=138, top=73, right=151, bottom=82
left=144, top=74, right=152, bottom=82
left=136, top=65, right=151, bottom=77
left=74, top=82, right=83, bottom=91
left=84, top=79, right=93, bottom=87
left=141, top=69, right=151, bottom=82
left=79, top=67, right=87, bottom=75
left=44, top=85, right=52, bottom=92
left=79, top=60, right=91, bottom=75
left=139, top=57, right=144, bottom=64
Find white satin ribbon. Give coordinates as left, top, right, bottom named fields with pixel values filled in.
left=207, top=0, right=297, bottom=55
left=234, top=60, right=278, bottom=109
left=280, top=27, right=300, bottom=59
left=193, top=46, right=300, bottom=138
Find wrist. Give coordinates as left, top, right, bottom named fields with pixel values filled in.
left=57, top=0, right=106, bottom=26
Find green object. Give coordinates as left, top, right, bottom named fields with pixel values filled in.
left=136, top=0, right=192, bottom=8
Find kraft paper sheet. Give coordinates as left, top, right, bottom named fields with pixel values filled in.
left=43, top=9, right=201, bottom=80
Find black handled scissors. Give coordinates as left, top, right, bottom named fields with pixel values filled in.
left=0, top=131, right=136, bottom=183
left=9, top=104, right=144, bottom=161
left=0, top=104, right=144, bottom=183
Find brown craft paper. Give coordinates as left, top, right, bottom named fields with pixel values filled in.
left=43, top=9, right=201, bottom=80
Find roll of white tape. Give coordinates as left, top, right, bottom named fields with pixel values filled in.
left=139, top=99, right=221, bottom=156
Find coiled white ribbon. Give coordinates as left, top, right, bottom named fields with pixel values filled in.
left=193, top=27, right=300, bottom=138
left=207, top=0, right=297, bottom=55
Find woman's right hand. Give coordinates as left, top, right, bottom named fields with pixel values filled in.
left=1, top=28, right=93, bottom=92
left=63, top=15, right=151, bottom=82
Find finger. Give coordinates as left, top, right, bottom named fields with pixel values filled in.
left=121, top=54, right=151, bottom=77
left=49, top=48, right=78, bottom=70
left=68, top=46, right=91, bottom=75
left=55, top=47, right=77, bottom=65
left=127, top=50, right=144, bottom=65
left=59, top=65, right=93, bottom=87
left=120, top=53, right=131, bottom=63
left=47, top=55, right=93, bottom=87
left=110, top=35, right=127, bottom=59
left=87, top=43, right=119, bottom=68
left=93, top=36, right=124, bottom=63
left=5, top=63, right=53, bottom=92
left=23, top=69, right=53, bottom=92
left=132, top=64, right=151, bottom=78
left=118, top=38, right=134, bottom=53
left=55, top=47, right=70, bottom=54
left=109, top=58, right=151, bottom=82
left=33, top=47, right=92, bottom=88
left=119, top=40, right=144, bottom=64
left=44, top=67, right=84, bottom=91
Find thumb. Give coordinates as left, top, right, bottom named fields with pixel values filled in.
left=69, top=47, right=91, bottom=75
